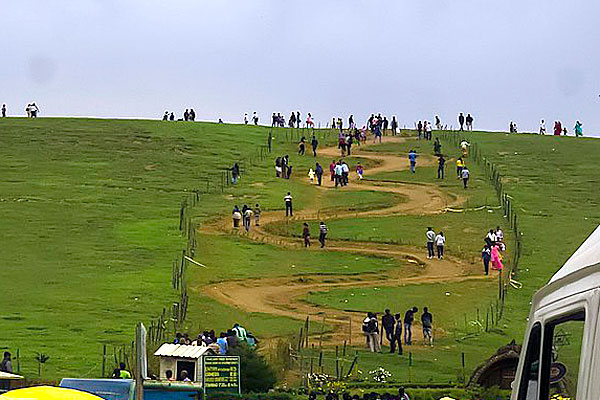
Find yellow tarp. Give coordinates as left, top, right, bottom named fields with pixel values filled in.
left=0, top=386, right=103, bottom=400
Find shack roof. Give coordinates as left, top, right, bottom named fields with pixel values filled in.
left=0, top=371, right=24, bottom=380
left=153, top=343, right=215, bottom=359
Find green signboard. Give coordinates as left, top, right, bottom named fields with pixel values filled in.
left=202, top=355, right=241, bottom=395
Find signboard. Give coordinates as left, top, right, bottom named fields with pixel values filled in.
left=202, top=356, right=241, bottom=395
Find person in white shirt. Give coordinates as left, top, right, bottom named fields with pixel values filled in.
left=284, top=192, right=293, bottom=216
left=341, top=162, right=350, bottom=186
left=425, top=121, right=432, bottom=140
left=426, top=227, right=436, bottom=259
left=434, top=232, right=446, bottom=259
left=461, top=166, right=470, bottom=188
left=495, top=226, right=504, bottom=242
left=485, top=229, right=497, bottom=245
left=539, top=119, right=546, bottom=135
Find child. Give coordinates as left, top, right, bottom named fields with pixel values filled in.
left=356, top=163, right=364, bottom=180
left=308, top=168, right=315, bottom=183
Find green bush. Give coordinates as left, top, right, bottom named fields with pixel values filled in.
left=228, top=345, right=278, bottom=393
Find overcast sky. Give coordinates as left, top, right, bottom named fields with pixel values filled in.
left=1, top=0, right=599, bottom=133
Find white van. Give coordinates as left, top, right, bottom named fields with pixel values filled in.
left=512, top=226, right=600, bottom=400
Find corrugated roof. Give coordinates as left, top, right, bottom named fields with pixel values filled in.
left=0, top=371, right=24, bottom=380
left=153, top=343, right=215, bottom=359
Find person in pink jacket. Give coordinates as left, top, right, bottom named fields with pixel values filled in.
left=491, top=244, right=503, bottom=270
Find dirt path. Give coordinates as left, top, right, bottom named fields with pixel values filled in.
left=194, top=135, right=483, bottom=345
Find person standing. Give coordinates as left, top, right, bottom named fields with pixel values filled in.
left=349, top=114, right=355, bottom=129
left=119, top=362, right=131, bottom=379
left=425, top=121, right=432, bottom=140
left=391, top=116, right=398, bottom=135
left=1, top=104, right=6, bottom=118
left=435, top=231, right=445, bottom=259
left=408, top=149, right=417, bottom=173
left=231, top=163, right=240, bottom=184
left=217, top=333, right=228, bottom=355
left=382, top=309, right=395, bottom=350
left=284, top=192, right=293, bottom=216
left=311, top=135, right=319, bottom=156
left=296, top=111, right=301, bottom=128
left=491, top=244, right=504, bottom=271
left=391, top=313, right=403, bottom=355
left=482, top=244, right=491, bottom=275
left=461, top=166, right=470, bottom=189
left=437, top=156, right=445, bottom=179
left=244, top=113, right=248, bottom=124
left=329, top=160, right=336, bottom=183
left=302, top=223, right=310, bottom=247
left=366, top=313, right=381, bottom=352
left=318, top=221, right=327, bottom=248
left=421, top=307, right=433, bottom=346
left=315, top=162, right=324, bottom=186
left=417, top=121, right=423, bottom=139
left=426, top=227, right=435, bottom=259
left=252, top=112, right=259, bottom=125
left=458, top=112, right=465, bottom=131
left=341, top=161, right=350, bottom=186
left=495, top=226, right=504, bottom=242
left=403, top=307, right=418, bottom=345
left=466, top=113, right=473, bottom=130
left=253, top=204, right=261, bottom=226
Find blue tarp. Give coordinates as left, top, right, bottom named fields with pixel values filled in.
left=60, top=378, right=134, bottom=400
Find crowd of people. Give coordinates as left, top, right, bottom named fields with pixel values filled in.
left=362, top=306, right=434, bottom=354
left=162, top=108, right=196, bottom=121
left=232, top=204, right=261, bottom=230
left=309, top=388, right=411, bottom=400
left=482, top=226, right=505, bottom=275
left=173, top=323, right=257, bottom=354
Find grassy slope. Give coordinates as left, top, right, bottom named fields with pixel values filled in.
left=0, top=118, right=272, bottom=378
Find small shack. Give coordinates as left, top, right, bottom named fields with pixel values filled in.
left=153, top=344, right=216, bottom=383
left=469, top=340, right=521, bottom=389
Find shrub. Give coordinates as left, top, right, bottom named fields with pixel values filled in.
left=229, top=344, right=278, bottom=393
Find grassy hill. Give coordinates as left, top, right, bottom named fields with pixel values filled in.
left=1, top=118, right=598, bottom=386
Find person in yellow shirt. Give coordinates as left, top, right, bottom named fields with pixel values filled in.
left=456, top=157, right=464, bottom=179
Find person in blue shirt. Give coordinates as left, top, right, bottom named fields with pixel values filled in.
left=408, top=149, right=417, bottom=173
left=217, top=332, right=228, bottom=355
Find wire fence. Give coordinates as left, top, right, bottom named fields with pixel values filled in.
left=440, top=131, right=523, bottom=321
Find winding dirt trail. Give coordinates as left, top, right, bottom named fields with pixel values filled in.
left=194, top=135, right=483, bottom=344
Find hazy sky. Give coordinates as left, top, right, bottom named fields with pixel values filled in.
left=2, top=0, right=599, bottom=133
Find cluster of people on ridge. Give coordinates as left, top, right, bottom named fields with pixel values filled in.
left=457, top=112, right=474, bottom=131
left=161, top=109, right=196, bottom=121
left=362, top=307, right=434, bottom=354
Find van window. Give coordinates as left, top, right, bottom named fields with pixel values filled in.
left=541, top=311, right=585, bottom=400
left=517, top=322, right=541, bottom=400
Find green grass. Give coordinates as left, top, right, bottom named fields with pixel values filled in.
left=0, top=118, right=273, bottom=378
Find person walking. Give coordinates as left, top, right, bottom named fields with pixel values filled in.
left=456, top=157, right=464, bottom=178
left=231, top=163, right=240, bottom=184
left=482, top=244, right=491, bottom=275
left=391, top=313, right=403, bottom=355
left=1, top=104, right=6, bottom=118
left=391, top=116, right=398, bottom=135
left=318, top=221, right=327, bottom=248
left=408, top=149, right=417, bottom=173
left=284, top=192, right=293, bottom=216
left=437, top=156, right=445, bottom=179
left=382, top=309, right=396, bottom=350
left=311, top=135, right=319, bottom=156
left=435, top=231, right=445, bottom=259
left=253, top=204, right=261, bottom=226
left=403, top=307, right=418, bottom=345
left=298, top=137, right=306, bottom=155
left=425, top=121, right=432, bottom=140
left=232, top=206, right=242, bottom=228
left=334, top=162, right=343, bottom=188
left=302, top=223, right=310, bottom=247
left=315, top=162, right=324, bottom=186
left=461, top=166, right=470, bottom=189
left=426, top=227, right=435, bottom=259
left=421, top=307, right=433, bottom=346
left=243, top=206, right=253, bottom=231
left=417, top=121, right=423, bottom=139
left=433, top=137, right=442, bottom=155
left=341, top=161, right=349, bottom=186
left=539, top=119, right=546, bottom=135
left=491, top=244, right=504, bottom=271
left=458, top=112, right=465, bottom=131
left=574, top=121, right=583, bottom=137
